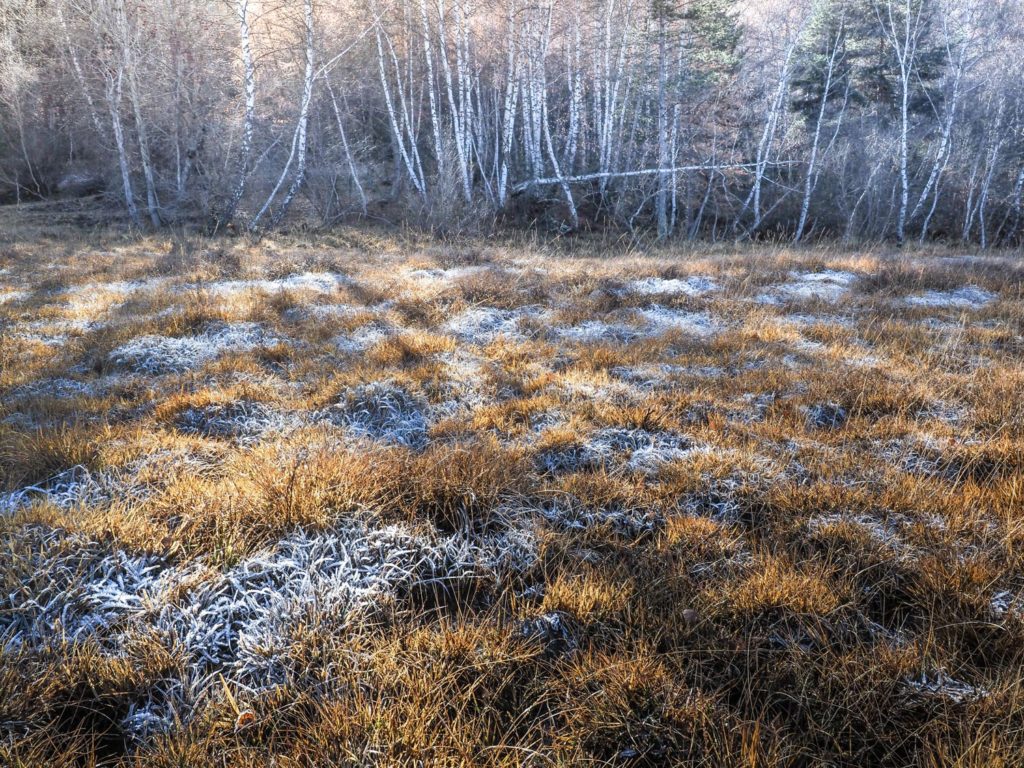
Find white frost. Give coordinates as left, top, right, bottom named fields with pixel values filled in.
left=0, top=288, right=28, bottom=304
left=2, top=520, right=537, bottom=739
left=552, top=306, right=721, bottom=343
left=757, top=271, right=857, bottom=305
left=905, top=285, right=995, bottom=309
left=203, top=271, right=349, bottom=297
left=627, top=276, right=718, bottom=297
left=109, top=322, right=284, bottom=374
left=443, top=306, right=538, bottom=344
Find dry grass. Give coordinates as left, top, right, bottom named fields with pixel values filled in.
left=1, top=221, right=1023, bottom=766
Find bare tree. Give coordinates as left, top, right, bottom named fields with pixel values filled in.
left=1, top=0, right=1022, bottom=243
left=220, top=0, right=258, bottom=227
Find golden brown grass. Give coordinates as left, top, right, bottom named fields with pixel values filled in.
left=1, top=223, right=1023, bottom=766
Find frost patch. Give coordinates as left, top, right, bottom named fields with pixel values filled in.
left=284, top=302, right=363, bottom=322
left=782, top=312, right=856, bottom=328
left=520, top=611, right=576, bottom=656
left=905, top=285, right=995, bottom=309
left=905, top=671, right=988, bottom=704
left=432, top=350, right=491, bottom=415
left=406, top=266, right=489, bottom=282
left=552, top=307, right=721, bottom=344
left=549, top=373, right=639, bottom=403
left=443, top=306, right=539, bottom=344
left=627, top=276, right=718, bottom=297
left=57, top=278, right=170, bottom=314
left=2, top=521, right=535, bottom=739
left=805, top=402, right=848, bottom=430
left=0, top=466, right=109, bottom=516
left=333, top=321, right=397, bottom=354
left=0, top=288, right=28, bottom=304
left=990, top=590, right=1024, bottom=619
left=9, top=377, right=99, bottom=400
left=539, top=499, right=663, bottom=540
left=67, top=278, right=164, bottom=296
left=757, top=271, right=857, bottom=305
left=731, top=392, right=777, bottom=423
left=15, top=318, right=104, bottom=346
left=318, top=382, right=429, bottom=448
left=109, top=322, right=284, bottom=374
left=203, top=272, right=349, bottom=297
left=161, top=526, right=460, bottom=683
left=609, top=363, right=692, bottom=390
left=637, top=306, right=722, bottom=337
left=552, top=319, right=638, bottom=344
left=807, top=513, right=913, bottom=556
left=174, top=401, right=301, bottom=444
left=884, top=434, right=982, bottom=483
left=0, top=531, right=164, bottom=649
left=1, top=443, right=225, bottom=516
left=917, top=402, right=968, bottom=426
left=538, top=428, right=696, bottom=475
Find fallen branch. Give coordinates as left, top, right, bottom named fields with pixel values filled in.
left=512, top=162, right=798, bottom=195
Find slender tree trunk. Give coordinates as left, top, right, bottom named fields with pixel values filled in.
left=876, top=0, right=923, bottom=245
left=497, top=4, right=519, bottom=208
left=910, top=31, right=965, bottom=231
left=896, top=66, right=910, bottom=244
left=371, top=11, right=425, bottom=198
left=1000, top=165, right=1024, bottom=246
left=417, top=0, right=446, bottom=186
left=221, top=0, right=257, bottom=227
left=736, top=36, right=799, bottom=237
left=795, top=18, right=844, bottom=244
left=251, top=0, right=315, bottom=229
left=961, top=155, right=981, bottom=242
left=977, top=99, right=1005, bottom=250
left=266, top=0, right=315, bottom=229
left=58, top=7, right=106, bottom=141
left=326, top=77, right=366, bottom=215
left=105, top=68, right=140, bottom=227
left=436, top=0, right=472, bottom=202
left=116, top=2, right=160, bottom=227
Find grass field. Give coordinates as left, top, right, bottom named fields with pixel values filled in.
left=1, top=224, right=1023, bottom=766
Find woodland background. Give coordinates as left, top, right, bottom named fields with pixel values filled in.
left=1, top=0, right=1022, bottom=245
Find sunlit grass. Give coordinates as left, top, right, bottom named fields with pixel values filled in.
left=0, top=224, right=1022, bottom=766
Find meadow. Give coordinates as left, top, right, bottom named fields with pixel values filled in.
left=1, top=222, right=1023, bottom=766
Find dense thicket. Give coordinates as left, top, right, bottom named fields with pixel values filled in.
left=1, top=0, right=1022, bottom=244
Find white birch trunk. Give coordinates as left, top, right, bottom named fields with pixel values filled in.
left=325, top=77, right=367, bottom=215
left=105, top=68, right=140, bottom=227
left=977, top=99, right=1005, bottom=250
left=115, top=2, right=160, bottom=227
left=222, top=0, right=257, bottom=226
left=417, top=0, right=445, bottom=184
left=497, top=6, right=519, bottom=208
left=736, top=36, right=799, bottom=236
left=795, top=17, right=844, bottom=244
left=371, top=16, right=425, bottom=198
left=655, top=10, right=669, bottom=239
left=251, top=0, right=316, bottom=229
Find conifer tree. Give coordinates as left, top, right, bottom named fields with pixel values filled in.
left=792, top=0, right=944, bottom=122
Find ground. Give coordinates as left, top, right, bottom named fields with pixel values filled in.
left=1, top=224, right=1023, bottom=766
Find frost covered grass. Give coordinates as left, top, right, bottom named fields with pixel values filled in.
left=904, top=284, right=997, bottom=309
left=108, top=322, right=286, bottom=375
left=1, top=227, right=1024, bottom=766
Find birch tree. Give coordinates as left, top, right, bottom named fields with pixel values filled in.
left=220, top=0, right=258, bottom=227
left=873, top=0, right=931, bottom=244
left=795, top=6, right=848, bottom=242
left=1, top=0, right=1023, bottom=242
